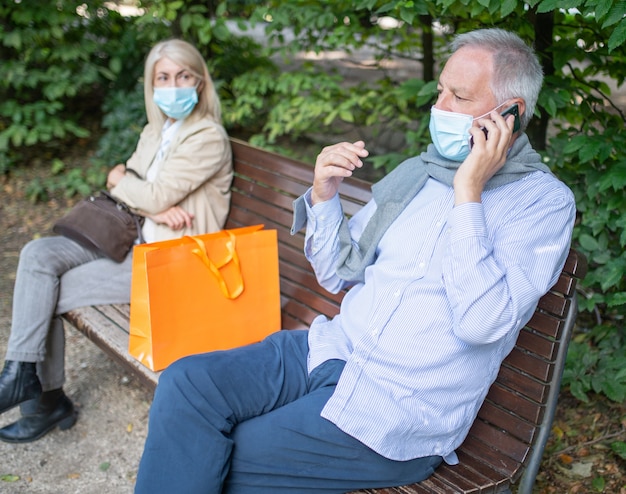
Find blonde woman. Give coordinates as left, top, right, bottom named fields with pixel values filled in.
left=0, top=39, right=232, bottom=443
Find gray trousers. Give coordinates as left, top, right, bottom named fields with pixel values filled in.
left=6, top=236, right=133, bottom=391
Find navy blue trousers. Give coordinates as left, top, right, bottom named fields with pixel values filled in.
left=134, top=330, right=442, bottom=493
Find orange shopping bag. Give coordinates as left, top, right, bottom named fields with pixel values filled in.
left=128, top=225, right=281, bottom=371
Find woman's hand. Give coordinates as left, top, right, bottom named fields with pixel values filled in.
left=106, top=164, right=126, bottom=189
left=311, top=141, right=369, bottom=205
left=147, top=206, right=195, bottom=230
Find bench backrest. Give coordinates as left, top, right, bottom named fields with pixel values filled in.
left=228, top=138, right=587, bottom=494
left=227, top=138, right=371, bottom=329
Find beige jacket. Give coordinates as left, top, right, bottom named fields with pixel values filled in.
left=111, top=117, right=232, bottom=242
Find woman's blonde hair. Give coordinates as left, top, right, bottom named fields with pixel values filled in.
left=143, top=39, right=222, bottom=126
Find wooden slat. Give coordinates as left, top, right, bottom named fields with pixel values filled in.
left=234, top=162, right=310, bottom=203
left=536, top=292, right=570, bottom=318
left=484, top=383, right=543, bottom=425
left=465, top=420, right=530, bottom=464
left=458, top=435, right=521, bottom=478
left=502, top=347, right=553, bottom=382
left=525, top=311, right=562, bottom=339
left=63, top=305, right=159, bottom=391
left=430, top=462, right=494, bottom=494
left=476, top=399, right=536, bottom=442
left=515, top=328, right=558, bottom=360
left=495, top=365, right=548, bottom=403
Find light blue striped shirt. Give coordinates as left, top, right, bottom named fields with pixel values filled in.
left=301, top=172, right=575, bottom=463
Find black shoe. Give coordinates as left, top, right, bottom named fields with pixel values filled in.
left=0, top=360, right=42, bottom=414
left=0, top=392, right=77, bottom=443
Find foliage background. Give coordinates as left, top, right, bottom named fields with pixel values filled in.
left=1, top=0, right=624, bottom=451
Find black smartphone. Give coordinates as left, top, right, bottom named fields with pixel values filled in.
left=500, top=103, right=521, bottom=133
left=470, top=103, right=520, bottom=147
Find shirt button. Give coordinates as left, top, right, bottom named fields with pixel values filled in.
left=394, top=290, right=401, bottom=297
left=419, top=261, right=425, bottom=268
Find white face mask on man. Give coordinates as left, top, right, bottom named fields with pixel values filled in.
left=428, top=102, right=508, bottom=161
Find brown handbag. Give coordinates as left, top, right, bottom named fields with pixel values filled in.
left=53, top=190, right=145, bottom=262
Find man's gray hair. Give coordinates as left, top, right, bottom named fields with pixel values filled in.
left=451, top=29, right=543, bottom=130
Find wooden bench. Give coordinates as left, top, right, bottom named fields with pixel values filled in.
left=63, top=137, right=587, bottom=494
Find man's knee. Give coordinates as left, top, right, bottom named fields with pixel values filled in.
left=157, top=355, right=201, bottom=392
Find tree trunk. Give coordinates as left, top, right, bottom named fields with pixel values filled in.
left=528, top=10, right=554, bottom=150
left=420, top=15, right=434, bottom=83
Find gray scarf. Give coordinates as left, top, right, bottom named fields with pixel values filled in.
left=336, top=134, right=551, bottom=283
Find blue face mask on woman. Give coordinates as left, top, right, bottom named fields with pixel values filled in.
left=429, top=103, right=507, bottom=161
left=153, top=86, right=198, bottom=120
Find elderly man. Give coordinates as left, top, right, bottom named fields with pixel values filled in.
left=135, top=28, right=575, bottom=493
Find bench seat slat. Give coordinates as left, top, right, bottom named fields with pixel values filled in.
left=458, top=436, right=521, bottom=478
left=465, top=420, right=530, bottom=464
left=63, top=306, right=159, bottom=391
left=430, top=462, right=496, bottom=494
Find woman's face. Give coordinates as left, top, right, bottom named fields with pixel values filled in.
left=153, top=57, right=198, bottom=88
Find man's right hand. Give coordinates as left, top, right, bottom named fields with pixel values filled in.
left=311, top=141, right=369, bottom=205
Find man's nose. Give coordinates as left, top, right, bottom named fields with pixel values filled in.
left=434, top=93, right=452, bottom=112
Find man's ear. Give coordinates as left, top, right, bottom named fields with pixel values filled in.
left=513, top=98, right=526, bottom=119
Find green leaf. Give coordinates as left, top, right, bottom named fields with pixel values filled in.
left=536, top=0, right=577, bottom=13
left=568, top=380, right=590, bottom=403
left=601, top=2, right=626, bottom=28
left=606, top=292, right=626, bottom=307
left=578, top=234, right=599, bottom=251
left=339, top=109, right=355, bottom=123
left=0, top=474, right=19, bottom=482
left=611, top=441, right=626, bottom=460
left=608, top=18, right=626, bottom=52
left=500, top=0, right=518, bottom=16
left=591, top=476, right=605, bottom=492
left=594, top=0, right=614, bottom=19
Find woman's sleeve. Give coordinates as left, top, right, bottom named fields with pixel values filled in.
left=112, top=123, right=231, bottom=214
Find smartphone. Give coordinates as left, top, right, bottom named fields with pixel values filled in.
left=500, top=103, right=521, bottom=133
left=470, top=103, right=520, bottom=147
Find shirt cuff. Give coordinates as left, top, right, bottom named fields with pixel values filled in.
left=448, top=202, right=487, bottom=243
left=292, top=188, right=344, bottom=232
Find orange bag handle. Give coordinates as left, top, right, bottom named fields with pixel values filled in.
left=187, top=232, right=244, bottom=299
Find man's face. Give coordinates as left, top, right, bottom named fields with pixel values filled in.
left=434, top=46, right=499, bottom=120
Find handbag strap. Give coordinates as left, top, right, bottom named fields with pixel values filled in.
left=187, top=232, right=244, bottom=300
left=100, top=190, right=145, bottom=244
